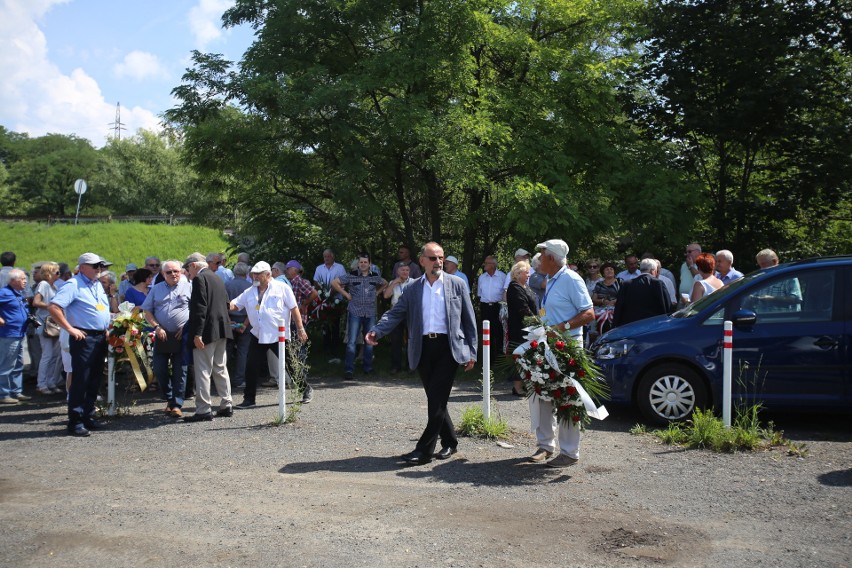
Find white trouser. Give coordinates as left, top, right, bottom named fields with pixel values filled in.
left=36, top=334, right=63, bottom=389
left=529, top=394, right=581, bottom=459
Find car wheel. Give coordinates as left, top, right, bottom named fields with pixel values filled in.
left=637, top=364, right=707, bottom=425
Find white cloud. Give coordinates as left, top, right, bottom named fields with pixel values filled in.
left=114, top=50, right=168, bottom=81
left=188, top=0, right=234, bottom=48
left=0, top=0, right=160, bottom=146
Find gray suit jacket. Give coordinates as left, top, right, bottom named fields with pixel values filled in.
left=372, top=274, right=478, bottom=370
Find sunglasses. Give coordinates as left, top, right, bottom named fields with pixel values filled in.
left=425, top=255, right=444, bottom=261
left=587, top=264, right=599, bottom=269
left=164, top=270, right=181, bottom=275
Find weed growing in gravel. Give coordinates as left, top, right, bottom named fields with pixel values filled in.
left=629, top=423, right=648, bottom=435
left=649, top=407, right=802, bottom=454
left=458, top=406, right=510, bottom=439
left=268, top=402, right=301, bottom=427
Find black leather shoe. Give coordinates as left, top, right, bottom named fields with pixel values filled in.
left=83, top=419, right=105, bottom=430
left=401, top=450, right=432, bottom=465
left=183, top=412, right=213, bottom=422
left=236, top=400, right=255, bottom=408
left=435, top=446, right=457, bottom=460
left=215, top=406, right=233, bottom=417
left=67, top=423, right=90, bottom=437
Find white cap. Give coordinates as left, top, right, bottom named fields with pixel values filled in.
left=514, top=248, right=530, bottom=258
left=445, top=255, right=459, bottom=266
left=78, top=252, right=112, bottom=266
left=250, top=261, right=272, bottom=274
left=535, top=239, right=569, bottom=259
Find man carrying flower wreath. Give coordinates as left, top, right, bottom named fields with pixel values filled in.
left=528, top=239, right=594, bottom=468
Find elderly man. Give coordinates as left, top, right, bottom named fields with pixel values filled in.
left=367, top=242, right=477, bottom=464
left=313, top=249, right=347, bottom=358
left=271, top=261, right=293, bottom=288
left=679, top=243, right=702, bottom=302
left=392, top=245, right=422, bottom=279
left=118, top=263, right=137, bottom=302
left=530, top=239, right=595, bottom=468
left=206, top=252, right=232, bottom=284
left=0, top=269, right=32, bottom=404
left=183, top=252, right=234, bottom=422
left=477, top=255, right=505, bottom=361
left=382, top=263, right=415, bottom=373
left=443, top=255, right=469, bottom=290
left=48, top=253, right=113, bottom=436
left=225, top=262, right=252, bottom=390
left=613, top=258, right=673, bottom=327
left=331, top=254, right=387, bottom=380
left=716, top=250, right=744, bottom=284
left=230, top=262, right=309, bottom=407
left=142, top=260, right=192, bottom=418
left=285, top=260, right=319, bottom=323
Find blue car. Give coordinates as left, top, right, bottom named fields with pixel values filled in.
left=591, top=256, right=852, bottom=424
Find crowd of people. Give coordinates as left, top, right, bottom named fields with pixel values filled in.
left=0, top=242, right=783, bottom=466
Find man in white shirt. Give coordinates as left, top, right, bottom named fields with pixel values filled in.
left=616, top=254, right=641, bottom=281
left=230, top=262, right=309, bottom=408
left=366, top=242, right=477, bottom=465
left=312, top=249, right=347, bottom=358
left=477, top=255, right=506, bottom=362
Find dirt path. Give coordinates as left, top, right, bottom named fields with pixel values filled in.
left=1, top=376, right=850, bottom=567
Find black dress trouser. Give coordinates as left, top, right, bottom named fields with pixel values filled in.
left=415, top=334, right=459, bottom=454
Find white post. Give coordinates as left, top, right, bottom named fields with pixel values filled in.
left=482, top=320, right=491, bottom=420
left=277, top=319, right=287, bottom=421
left=722, top=320, right=733, bottom=427
left=107, top=349, right=116, bottom=416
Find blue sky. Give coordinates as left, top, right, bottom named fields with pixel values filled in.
left=0, top=0, right=254, bottom=147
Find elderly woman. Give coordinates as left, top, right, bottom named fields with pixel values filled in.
left=689, top=252, right=724, bottom=303
left=32, top=262, right=64, bottom=394
left=98, top=271, right=120, bottom=313
left=592, top=262, right=620, bottom=336
left=506, top=260, right=537, bottom=396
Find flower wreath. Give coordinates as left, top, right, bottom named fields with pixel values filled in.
left=513, top=319, right=609, bottom=429
left=108, top=302, right=155, bottom=390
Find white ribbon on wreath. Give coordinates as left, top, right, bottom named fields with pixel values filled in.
left=513, top=326, right=608, bottom=421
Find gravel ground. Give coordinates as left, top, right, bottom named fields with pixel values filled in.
left=0, top=370, right=850, bottom=568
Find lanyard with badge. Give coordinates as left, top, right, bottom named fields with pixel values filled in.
left=89, top=278, right=107, bottom=312
left=539, top=267, right=566, bottom=317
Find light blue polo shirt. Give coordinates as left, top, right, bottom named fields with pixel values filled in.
left=141, top=278, right=191, bottom=332
left=50, top=272, right=111, bottom=331
left=541, top=266, right=593, bottom=339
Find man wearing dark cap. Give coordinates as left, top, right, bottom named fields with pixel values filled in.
left=48, top=253, right=113, bottom=436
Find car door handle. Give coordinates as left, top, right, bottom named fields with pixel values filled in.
left=813, top=336, right=838, bottom=349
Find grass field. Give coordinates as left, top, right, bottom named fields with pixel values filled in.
left=0, top=221, right=232, bottom=272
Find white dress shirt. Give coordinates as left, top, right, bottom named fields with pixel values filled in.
left=477, top=270, right=506, bottom=302
left=421, top=275, right=448, bottom=335
left=232, top=279, right=298, bottom=342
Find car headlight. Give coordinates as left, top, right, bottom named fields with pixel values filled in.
left=595, top=340, right=634, bottom=360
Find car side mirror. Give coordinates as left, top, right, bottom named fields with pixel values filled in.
left=732, top=309, right=757, bottom=328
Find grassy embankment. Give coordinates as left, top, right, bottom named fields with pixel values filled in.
left=0, top=221, right=231, bottom=271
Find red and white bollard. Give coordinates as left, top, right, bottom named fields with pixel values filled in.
left=482, top=320, right=491, bottom=420
left=722, top=321, right=733, bottom=427
left=278, top=319, right=287, bottom=420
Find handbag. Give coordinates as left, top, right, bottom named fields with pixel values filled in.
left=43, top=315, right=61, bottom=338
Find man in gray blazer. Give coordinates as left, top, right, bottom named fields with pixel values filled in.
left=366, top=242, right=477, bottom=465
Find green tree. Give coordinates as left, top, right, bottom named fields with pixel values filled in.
left=167, top=0, right=686, bottom=273
left=92, top=129, right=222, bottom=221
left=626, top=0, right=851, bottom=260
left=6, top=134, right=98, bottom=217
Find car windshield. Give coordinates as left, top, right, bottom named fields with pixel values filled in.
left=671, top=271, right=762, bottom=318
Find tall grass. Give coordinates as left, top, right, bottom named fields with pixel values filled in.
left=0, top=221, right=231, bottom=270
